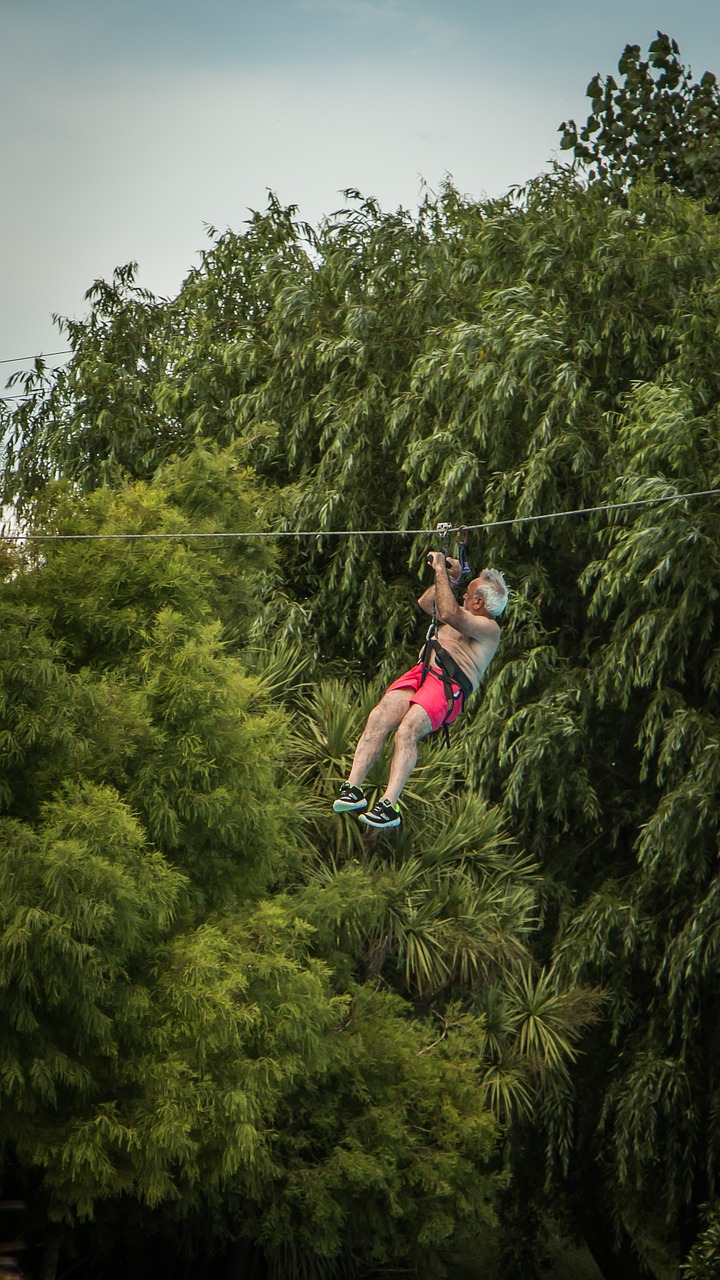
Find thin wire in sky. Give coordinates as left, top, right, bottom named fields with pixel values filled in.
left=2, top=487, right=718, bottom=542
left=0, top=350, right=72, bottom=366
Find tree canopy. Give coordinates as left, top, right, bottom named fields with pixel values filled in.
left=560, top=32, right=720, bottom=210
left=0, top=449, right=589, bottom=1279
left=3, top=30, right=720, bottom=1280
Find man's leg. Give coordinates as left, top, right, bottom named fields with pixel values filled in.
left=347, top=690, right=413, bottom=788
left=381, top=703, right=433, bottom=807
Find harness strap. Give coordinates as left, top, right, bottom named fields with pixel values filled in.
left=420, top=522, right=473, bottom=747
left=418, top=636, right=474, bottom=747
left=430, top=640, right=474, bottom=702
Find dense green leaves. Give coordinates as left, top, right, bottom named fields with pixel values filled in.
left=560, top=32, right=720, bottom=210
left=0, top=454, right=526, bottom=1279
left=684, top=1204, right=720, bottom=1278
left=4, top=32, right=720, bottom=1280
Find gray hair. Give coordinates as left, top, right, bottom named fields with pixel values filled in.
left=474, top=568, right=509, bottom=617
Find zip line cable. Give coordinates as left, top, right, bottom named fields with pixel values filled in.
left=0, top=350, right=72, bottom=366
left=2, top=487, right=719, bottom=543
left=461, top=487, right=720, bottom=532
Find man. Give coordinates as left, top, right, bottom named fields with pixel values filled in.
left=333, top=552, right=509, bottom=829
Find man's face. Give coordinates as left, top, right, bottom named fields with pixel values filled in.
left=462, top=576, right=487, bottom=613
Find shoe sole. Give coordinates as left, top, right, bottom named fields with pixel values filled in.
left=358, top=814, right=401, bottom=829
left=333, top=799, right=368, bottom=813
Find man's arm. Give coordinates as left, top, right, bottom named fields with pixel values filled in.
left=427, top=552, right=499, bottom=641
left=418, top=585, right=436, bottom=616
left=417, top=556, right=462, bottom=616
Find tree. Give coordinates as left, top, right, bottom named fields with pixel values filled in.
left=683, top=1204, right=720, bottom=1279
left=559, top=32, right=720, bottom=210
left=0, top=449, right=526, bottom=1280
left=5, top=44, right=720, bottom=1271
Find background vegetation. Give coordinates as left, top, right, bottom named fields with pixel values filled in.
left=2, top=31, right=720, bottom=1280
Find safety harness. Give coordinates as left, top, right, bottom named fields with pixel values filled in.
left=418, top=523, right=474, bottom=747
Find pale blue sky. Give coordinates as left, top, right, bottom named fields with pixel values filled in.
left=2, top=1, right=720, bottom=384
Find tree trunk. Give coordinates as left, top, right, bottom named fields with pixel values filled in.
left=579, top=1209, right=655, bottom=1280
left=39, top=1229, right=62, bottom=1280
left=225, top=1237, right=261, bottom=1280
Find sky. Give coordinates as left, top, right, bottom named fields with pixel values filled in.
left=2, top=0, right=720, bottom=393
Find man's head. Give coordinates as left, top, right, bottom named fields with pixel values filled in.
left=463, top=568, right=509, bottom=618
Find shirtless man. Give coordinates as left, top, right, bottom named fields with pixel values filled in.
left=333, top=553, right=509, bottom=829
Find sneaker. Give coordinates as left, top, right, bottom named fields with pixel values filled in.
left=358, top=799, right=402, bottom=829
left=333, top=783, right=368, bottom=813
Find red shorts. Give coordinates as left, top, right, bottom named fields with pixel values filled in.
left=386, top=662, right=465, bottom=733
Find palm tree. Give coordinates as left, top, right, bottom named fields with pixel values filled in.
left=253, top=651, right=601, bottom=1122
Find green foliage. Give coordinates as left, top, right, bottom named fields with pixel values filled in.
left=559, top=33, right=720, bottom=210
left=0, top=454, right=518, bottom=1279
left=5, top=35, right=720, bottom=1273
left=6, top=168, right=720, bottom=687
left=683, top=1203, right=720, bottom=1279
left=1, top=448, right=293, bottom=905
left=0, top=452, right=345, bottom=1243
left=251, top=985, right=500, bottom=1280
left=269, top=670, right=599, bottom=1134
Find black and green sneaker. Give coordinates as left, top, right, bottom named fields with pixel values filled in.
left=333, top=783, right=368, bottom=814
left=358, top=798, right=401, bottom=829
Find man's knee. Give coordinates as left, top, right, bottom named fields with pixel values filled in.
left=365, top=692, right=411, bottom=734
left=364, top=698, right=400, bottom=737
left=362, top=706, right=382, bottom=738
left=395, top=704, right=432, bottom=745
